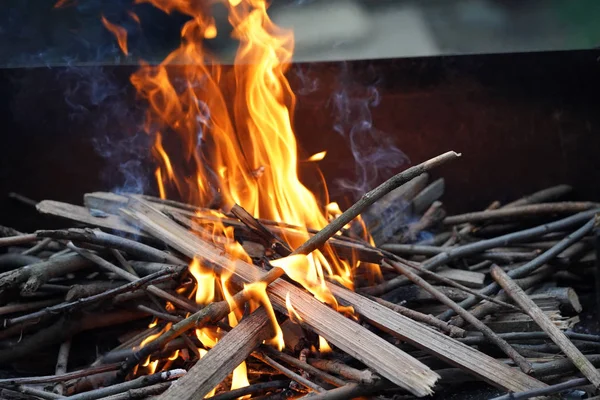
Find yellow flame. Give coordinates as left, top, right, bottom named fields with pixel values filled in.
left=196, top=326, right=220, bottom=349
left=244, top=282, right=284, bottom=351
left=155, top=168, right=166, bottom=200
left=307, top=151, right=326, bottom=162
left=189, top=257, right=216, bottom=305
left=231, top=361, right=250, bottom=394
left=147, top=359, right=159, bottom=374
left=168, top=350, right=180, bottom=361
left=319, top=336, right=332, bottom=353
left=140, top=323, right=171, bottom=349
left=204, top=24, right=217, bottom=39
left=271, top=255, right=353, bottom=314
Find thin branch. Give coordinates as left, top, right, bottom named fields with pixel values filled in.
left=262, top=347, right=348, bottom=387
left=491, top=265, right=600, bottom=388
left=53, top=340, right=71, bottom=395
left=65, top=369, right=186, bottom=400
left=389, top=260, right=533, bottom=374
left=364, top=210, right=598, bottom=297
left=207, top=380, right=290, bottom=400
left=293, top=151, right=460, bottom=255
left=491, top=377, right=588, bottom=400
left=253, top=352, right=326, bottom=393
left=5, top=269, right=175, bottom=327
left=437, top=217, right=596, bottom=321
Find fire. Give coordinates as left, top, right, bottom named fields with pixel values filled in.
left=100, top=15, right=128, bottom=56
left=189, top=257, right=216, bottom=305
left=285, top=292, right=303, bottom=324
left=319, top=336, right=332, bottom=353
left=243, top=282, right=284, bottom=351
left=96, top=0, right=378, bottom=385
left=307, top=151, right=327, bottom=162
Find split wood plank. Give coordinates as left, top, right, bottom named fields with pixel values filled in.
left=327, top=284, right=547, bottom=393
left=121, top=199, right=438, bottom=397
left=156, top=308, right=272, bottom=400
left=37, top=200, right=144, bottom=237
left=437, top=268, right=485, bottom=289
left=491, top=265, right=600, bottom=388
left=85, top=192, right=383, bottom=263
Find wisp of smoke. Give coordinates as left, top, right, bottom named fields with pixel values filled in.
left=58, top=65, right=150, bottom=194
left=330, top=62, right=409, bottom=200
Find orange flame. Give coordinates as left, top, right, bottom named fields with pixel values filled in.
left=128, top=11, right=141, bottom=25
left=54, top=0, right=77, bottom=8
left=101, top=15, right=129, bottom=56
left=125, top=0, right=368, bottom=357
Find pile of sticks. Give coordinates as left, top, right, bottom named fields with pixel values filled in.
left=0, top=151, right=599, bottom=400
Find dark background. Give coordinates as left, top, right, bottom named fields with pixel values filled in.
left=1, top=50, right=599, bottom=232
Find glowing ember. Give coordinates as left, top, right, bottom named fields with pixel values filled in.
left=307, top=151, right=327, bottom=162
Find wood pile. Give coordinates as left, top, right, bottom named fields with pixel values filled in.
left=0, top=151, right=599, bottom=400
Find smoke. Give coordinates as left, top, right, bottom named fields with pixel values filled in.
left=293, top=64, right=320, bottom=95
left=58, top=65, right=150, bottom=194
left=330, top=63, right=409, bottom=200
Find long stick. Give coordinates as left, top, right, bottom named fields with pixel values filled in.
left=37, top=229, right=184, bottom=265
left=262, top=347, right=347, bottom=387
left=294, top=151, right=460, bottom=255
left=389, top=260, right=533, bottom=374
left=67, top=244, right=195, bottom=313
left=5, top=269, right=175, bottom=326
left=67, top=370, right=186, bottom=400
left=490, top=265, right=600, bottom=388
left=0, top=364, right=120, bottom=385
left=490, top=377, right=588, bottom=400
left=364, top=295, right=465, bottom=337
left=53, top=340, right=71, bottom=395
left=399, top=259, right=519, bottom=311
left=443, top=202, right=598, bottom=225
left=206, top=380, right=290, bottom=400
left=253, top=352, right=325, bottom=393
left=155, top=310, right=273, bottom=400
left=363, top=210, right=598, bottom=296
left=297, top=383, right=379, bottom=400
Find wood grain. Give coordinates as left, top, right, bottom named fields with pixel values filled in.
left=37, top=200, right=144, bottom=237
left=156, top=309, right=272, bottom=400
left=328, top=284, right=547, bottom=393
left=122, top=198, right=439, bottom=397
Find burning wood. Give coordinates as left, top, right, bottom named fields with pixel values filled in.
left=2, top=168, right=600, bottom=399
